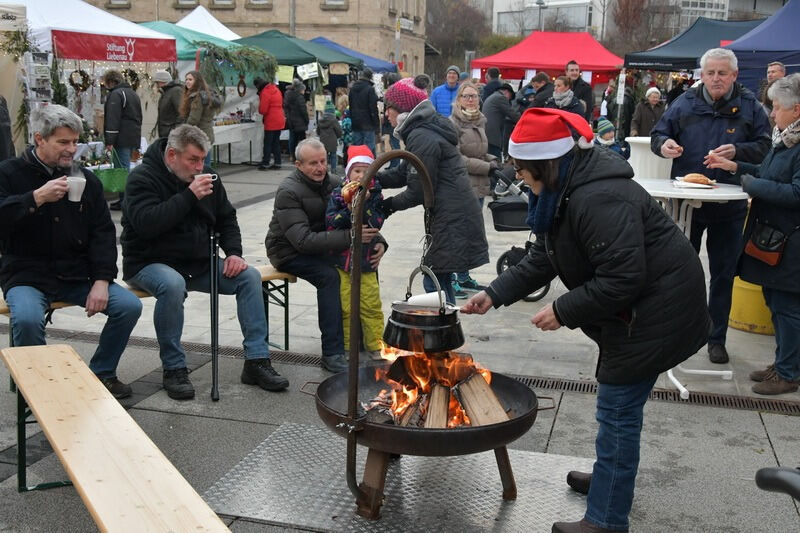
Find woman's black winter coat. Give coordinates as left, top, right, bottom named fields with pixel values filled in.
left=485, top=147, right=710, bottom=384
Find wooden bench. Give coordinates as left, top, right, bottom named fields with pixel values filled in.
left=0, top=344, right=230, bottom=531
left=0, top=265, right=297, bottom=350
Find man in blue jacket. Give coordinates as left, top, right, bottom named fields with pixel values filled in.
left=429, top=65, right=461, bottom=117
left=651, top=47, right=770, bottom=365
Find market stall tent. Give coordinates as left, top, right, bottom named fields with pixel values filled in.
left=235, top=30, right=362, bottom=67
left=176, top=5, right=241, bottom=42
left=139, top=21, right=240, bottom=61
left=625, top=17, right=764, bottom=71
left=309, top=37, right=396, bottom=73
left=726, top=0, right=800, bottom=93
left=14, top=0, right=175, bottom=62
left=472, top=31, right=621, bottom=73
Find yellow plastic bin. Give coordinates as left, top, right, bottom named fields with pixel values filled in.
left=728, top=277, right=775, bottom=335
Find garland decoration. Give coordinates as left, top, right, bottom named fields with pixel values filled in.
left=195, top=41, right=276, bottom=94
left=0, top=29, right=32, bottom=62
left=68, top=69, right=92, bottom=93
left=123, top=68, right=139, bottom=91
left=237, top=75, right=246, bottom=97
left=50, top=56, right=68, bottom=106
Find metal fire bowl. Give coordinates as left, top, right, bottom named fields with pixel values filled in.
left=315, top=362, right=538, bottom=457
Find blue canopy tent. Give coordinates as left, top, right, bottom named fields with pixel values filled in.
left=309, top=37, right=397, bottom=73
left=726, top=0, right=800, bottom=93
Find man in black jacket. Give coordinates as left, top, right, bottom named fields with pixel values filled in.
left=481, top=67, right=502, bottom=104
left=153, top=69, right=183, bottom=138
left=103, top=69, right=142, bottom=210
left=122, top=125, right=288, bottom=399
left=0, top=105, right=142, bottom=399
left=265, top=138, right=384, bottom=373
left=348, top=69, right=380, bottom=154
left=566, top=60, right=593, bottom=122
left=530, top=72, right=555, bottom=108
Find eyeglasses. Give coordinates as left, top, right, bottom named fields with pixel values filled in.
left=513, top=165, right=523, bottom=174
left=460, top=94, right=479, bottom=100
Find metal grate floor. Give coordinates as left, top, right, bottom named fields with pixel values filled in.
left=203, top=423, right=593, bottom=532
left=4, top=324, right=799, bottom=416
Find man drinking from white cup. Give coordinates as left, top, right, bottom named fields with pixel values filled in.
left=0, top=104, right=143, bottom=399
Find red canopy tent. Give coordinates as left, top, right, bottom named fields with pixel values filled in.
left=472, top=31, right=622, bottom=84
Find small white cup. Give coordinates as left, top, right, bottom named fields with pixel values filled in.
left=194, top=173, right=218, bottom=182
left=406, top=291, right=446, bottom=307
left=66, top=176, right=86, bottom=202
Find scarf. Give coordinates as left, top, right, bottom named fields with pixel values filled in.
left=525, top=152, right=575, bottom=234
left=553, top=89, right=574, bottom=109
left=595, top=135, right=615, bottom=146
left=772, top=117, right=800, bottom=148
left=460, top=107, right=480, bottom=120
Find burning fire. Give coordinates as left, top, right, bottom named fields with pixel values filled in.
left=374, top=343, right=492, bottom=428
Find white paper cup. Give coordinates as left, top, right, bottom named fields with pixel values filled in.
left=194, top=173, right=218, bottom=181
left=406, top=291, right=446, bottom=307
left=66, top=176, right=86, bottom=202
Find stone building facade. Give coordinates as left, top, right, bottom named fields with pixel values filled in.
left=92, top=0, right=427, bottom=74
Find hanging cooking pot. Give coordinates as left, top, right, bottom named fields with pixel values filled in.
left=383, top=265, right=465, bottom=353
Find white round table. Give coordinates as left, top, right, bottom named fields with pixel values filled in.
left=634, top=177, right=749, bottom=398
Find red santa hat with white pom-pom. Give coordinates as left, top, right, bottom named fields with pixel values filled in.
left=508, top=108, right=595, bottom=160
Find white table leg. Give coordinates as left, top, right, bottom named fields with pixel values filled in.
left=667, top=365, right=734, bottom=400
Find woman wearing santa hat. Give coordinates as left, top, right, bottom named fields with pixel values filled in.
left=462, top=108, right=710, bottom=533
left=378, top=76, right=489, bottom=304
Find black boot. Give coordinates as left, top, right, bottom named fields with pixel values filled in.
left=241, top=358, right=289, bottom=391
left=163, top=368, right=195, bottom=400
left=566, top=470, right=591, bottom=494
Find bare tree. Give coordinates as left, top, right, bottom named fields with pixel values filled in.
left=427, top=0, right=491, bottom=77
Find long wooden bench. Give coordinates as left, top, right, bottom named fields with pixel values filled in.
left=0, top=344, right=230, bottom=531
left=0, top=265, right=297, bottom=349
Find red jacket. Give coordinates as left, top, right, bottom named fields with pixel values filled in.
left=259, top=83, right=285, bottom=131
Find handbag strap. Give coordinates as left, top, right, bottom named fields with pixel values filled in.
left=108, top=147, right=125, bottom=169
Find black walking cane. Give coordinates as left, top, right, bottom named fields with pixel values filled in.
left=209, top=231, right=220, bottom=402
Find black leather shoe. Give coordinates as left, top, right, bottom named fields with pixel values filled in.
left=566, top=470, right=591, bottom=495
left=108, top=200, right=122, bottom=211
left=708, top=343, right=729, bottom=364
left=241, top=358, right=289, bottom=391
left=163, top=367, right=195, bottom=400
left=101, top=377, right=132, bottom=399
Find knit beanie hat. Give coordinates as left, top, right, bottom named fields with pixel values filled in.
left=509, top=108, right=594, bottom=160
left=384, top=76, right=429, bottom=113
left=446, top=65, right=460, bottom=76
left=596, top=117, right=615, bottom=136
left=153, top=70, right=172, bottom=83
left=345, top=145, right=375, bottom=178
left=645, top=87, right=661, bottom=98
left=324, top=100, right=335, bottom=114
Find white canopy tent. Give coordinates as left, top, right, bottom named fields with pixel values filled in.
left=176, top=6, right=241, bottom=42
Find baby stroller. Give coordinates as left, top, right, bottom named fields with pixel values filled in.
left=487, top=168, right=550, bottom=302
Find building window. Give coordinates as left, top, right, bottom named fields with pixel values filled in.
left=247, top=0, right=272, bottom=7
left=211, top=0, right=235, bottom=7
left=106, top=0, right=130, bottom=7
left=175, top=0, right=199, bottom=6
left=389, top=0, right=397, bottom=14
left=320, top=0, right=348, bottom=10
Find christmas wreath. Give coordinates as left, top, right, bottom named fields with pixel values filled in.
left=68, top=69, right=92, bottom=93
left=123, top=68, right=139, bottom=91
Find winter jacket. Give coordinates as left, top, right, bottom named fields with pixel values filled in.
left=157, top=81, right=184, bottom=138
left=429, top=82, right=459, bottom=117
left=485, top=147, right=710, bottom=384
left=316, top=112, right=342, bottom=154
left=571, top=76, right=593, bottom=121
left=104, top=82, right=142, bottom=149
left=736, top=142, right=800, bottom=293
left=543, top=94, right=586, bottom=118
left=651, top=82, right=771, bottom=221
left=531, top=82, right=555, bottom=108
left=0, top=95, right=14, bottom=162
left=265, top=168, right=350, bottom=268
left=120, top=138, right=241, bottom=280
left=185, top=90, right=221, bottom=144
left=283, top=86, right=309, bottom=133
left=630, top=100, right=664, bottom=137
left=0, top=147, right=117, bottom=296
left=258, top=83, right=285, bottom=131
left=481, top=79, right=502, bottom=105
left=325, top=179, right=385, bottom=272
left=450, top=106, right=496, bottom=198
left=378, top=99, right=489, bottom=273
left=348, top=79, right=379, bottom=132
left=594, top=138, right=630, bottom=160
left=483, top=90, right=521, bottom=148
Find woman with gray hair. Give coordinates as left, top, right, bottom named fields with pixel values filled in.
left=707, top=72, right=800, bottom=395
left=629, top=87, right=664, bottom=137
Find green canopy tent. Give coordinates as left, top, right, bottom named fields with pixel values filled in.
left=234, top=29, right=362, bottom=68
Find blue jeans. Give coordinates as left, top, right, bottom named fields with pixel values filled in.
left=328, top=151, right=337, bottom=173
left=689, top=214, right=744, bottom=346
left=422, top=272, right=456, bottom=306
left=5, top=283, right=142, bottom=379
left=762, top=287, right=800, bottom=381
left=585, top=375, right=657, bottom=531
left=261, top=130, right=282, bottom=166
left=351, top=130, right=376, bottom=154
left=278, top=254, right=344, bottom=356
left=127, top=262, right=269, bottom=369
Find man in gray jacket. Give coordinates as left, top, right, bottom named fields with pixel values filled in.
left=483, top=83, right=520, bottom=158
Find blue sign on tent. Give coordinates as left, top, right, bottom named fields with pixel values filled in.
left=310, top=37, right=397, bottom=73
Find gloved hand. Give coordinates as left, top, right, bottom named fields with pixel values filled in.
left=378, top=196, right=395, bottom=217
left=740, top=173, right=756, bottom=191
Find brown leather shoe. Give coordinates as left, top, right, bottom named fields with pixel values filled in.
left=566, top=470, right=591, bottom=494
left=750, top=364, right=775, bottom=382
left=752, top=370, right=799, bottom=395
left=552, top=518, right=626, bottom=533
